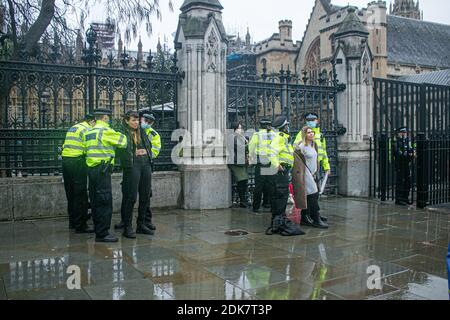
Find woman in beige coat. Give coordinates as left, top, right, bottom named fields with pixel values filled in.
left=292, top=126, right=329, bottom=229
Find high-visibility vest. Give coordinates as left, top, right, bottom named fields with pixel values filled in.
left=294, top=127, right=330, bottom=171
left=146, top=127, right=161, bottom=159
left=62, top=121, right=91, bottom=158
left=84, top=120, right=127, bottom=168
left=269, top=132, right=294, bottom=168
left=248, top=129, right=276, bottom=164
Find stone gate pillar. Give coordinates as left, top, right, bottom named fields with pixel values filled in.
left=333, top=8, right=374, bottom=197
left=174, top=0, right=231, bottom=209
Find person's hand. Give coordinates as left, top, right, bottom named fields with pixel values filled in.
left=278, top=165, right=284, bottom=172
left=325, top=170, right=330, bottom=176
left=135, top=149, right=147, bottom=156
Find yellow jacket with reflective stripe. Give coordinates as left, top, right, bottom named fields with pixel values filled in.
left=84, top=120, right=127, bottom=168
left=62, top=121, right=91, bottom=158
left=248, top=129, right=276, bottom=164
left=145, top=127, right=161, bottom=159
left=294, top=127, right=330, bottom=171
left=269, top=132, right=294, bottom=168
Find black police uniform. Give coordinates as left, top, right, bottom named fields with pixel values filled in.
left=394, top=129, right=415, bottom=204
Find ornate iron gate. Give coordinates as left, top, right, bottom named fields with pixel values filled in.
left=227, top=69, right=344, bottom=203
left=370, top=78, right=450, bottom=207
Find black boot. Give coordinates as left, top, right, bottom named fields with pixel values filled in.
left=114, top=221, right=125, bottom=230
left=237, top=180, right=250, bottom=208
left=301, top=213, right=315, bottom=227
left=95, top=234, right=119, bottom=243
left=123, top=226, right=136, bottom=239
left=136, top=224, right=155, bottom=235
left=75, top=224, right=95, bottom=234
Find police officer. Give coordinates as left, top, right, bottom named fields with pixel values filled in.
left=394, top=127, right=415, bottom=206
left=267, top=116, right=304, bottom=236
left=142, top=113, right=161, bottom=231
left=294, top=113, right=329, bottom=224
left=62, top=114, right=96, bottom=233
left=248, top=118, right=276, bottom=213
left=85, top=109, right=127, bottom=243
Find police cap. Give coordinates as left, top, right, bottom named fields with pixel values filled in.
left=84, top=113, right=95, bottom=121
left=259, top=118, right=272, bottom=126
left=304, top=112, right=319, bottom=121
left=272, top=116, right=289, bottom=129
left=93, top=108, right=112, bottom=116
left=143, top=113, right=156, bottom=122
left=397, top=126, right=408, bottom=133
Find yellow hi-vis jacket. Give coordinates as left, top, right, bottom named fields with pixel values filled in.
left=84, top=120, right=127, bottom=168
left=248, top=129, right=276, bottom=165
left=269, top=132, right=294, bottom=169
left=294, top=127, right=330, bottom=171
left=62, top=121, right=92, bottom=158
left=145, top=127, right=161, bottom=159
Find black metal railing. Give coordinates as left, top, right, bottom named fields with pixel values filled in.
left=0, top=128, right=177, bottom=178
left=370, top=78, right=450, bottom=207
left=227, top=66, right=346, bottom=202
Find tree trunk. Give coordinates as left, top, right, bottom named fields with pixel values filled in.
left=21, top=0, right=56, bottom=56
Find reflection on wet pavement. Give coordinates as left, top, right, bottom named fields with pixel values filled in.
left=0, top=198, right=448, bottom=300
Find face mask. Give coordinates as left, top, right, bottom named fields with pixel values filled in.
left=141, top=123, right=151, bottom=130
left=306, top=121, right=317, bottom=129
left=235, top=128, right=243, bottom=135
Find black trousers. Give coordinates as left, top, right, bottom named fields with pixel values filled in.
left=270, top=170, right=290, bottom=219
left=395, top=165, right=411, bottom=202
left=253, top=164, right=274, bottom=210
left=88, top=166, right=113, bottom=238
left=302, top=193, right=321, bottom=223
left=62, top=157, right=89, bottom=229
left=121, top=157, right=152, bottom=228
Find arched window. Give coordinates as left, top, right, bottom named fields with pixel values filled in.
left=304, top=37, right=321, bottom=83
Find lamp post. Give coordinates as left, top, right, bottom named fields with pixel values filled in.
left=81, top=26, right=101, bottom=113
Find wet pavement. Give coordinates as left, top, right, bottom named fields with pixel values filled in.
left=0, top=198, right=448, bottom=300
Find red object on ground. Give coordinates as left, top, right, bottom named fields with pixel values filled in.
left=288, top=183, right=302, bottom=224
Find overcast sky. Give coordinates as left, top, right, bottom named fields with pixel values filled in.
left=89, top=0, right=450, bottom=52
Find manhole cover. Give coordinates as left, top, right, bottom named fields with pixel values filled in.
left=225, top=230, right=249, bottom=236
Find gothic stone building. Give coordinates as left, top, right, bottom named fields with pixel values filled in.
left=294, top=0, right=450, bottom=80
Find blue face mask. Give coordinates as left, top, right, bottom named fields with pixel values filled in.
left=306, top=121, right=317, bottom=129
left=141, top=123, right=151, bottom=130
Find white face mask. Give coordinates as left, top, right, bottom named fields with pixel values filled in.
left=235, top=128, right=243, bottom=135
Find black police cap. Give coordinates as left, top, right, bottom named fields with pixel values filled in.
left=272, top=116, right=289, bottom=129
left=143, top=113, right=156, bottom=122
left=93, top=108, right=112, bottom=116
left=260, top=118, right=272, bottom=126
left=84, top=114, right=95, bottom=121
left=397, top=127, right=408, bottom=133
left=305, top=112, right=319, bottom=121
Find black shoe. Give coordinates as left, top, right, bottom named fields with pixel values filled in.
left=114, top=221, right=125, bottom=230
left=311, top=219, right=329, bottom=229
left=239, top=202, right=250, bottom=208
left=395, top=200, right=408, bottom=206
left=320, top=216, right=328, bottom=222
left=95, top=234, right=119, bottom=243
left=136, top=225, right=155, bottom=235
left=301, top=214, right=315, bottom=227
left=123, top=227, right=136, bottom=239
left=145, top=223, right=157, bottom=231
left=75, top=226, right=95, bottom=234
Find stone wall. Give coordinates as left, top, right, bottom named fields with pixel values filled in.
left=0, top=171, right=181, bottom=221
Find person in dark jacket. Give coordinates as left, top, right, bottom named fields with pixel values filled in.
left=394, top=127, right=415, bottom=206
left=228, top=121, right=250, bottom=208
left=115, top=111, right=154, bottom=238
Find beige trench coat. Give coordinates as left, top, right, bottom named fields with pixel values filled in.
left=292, top=143, right=319, bottom=210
